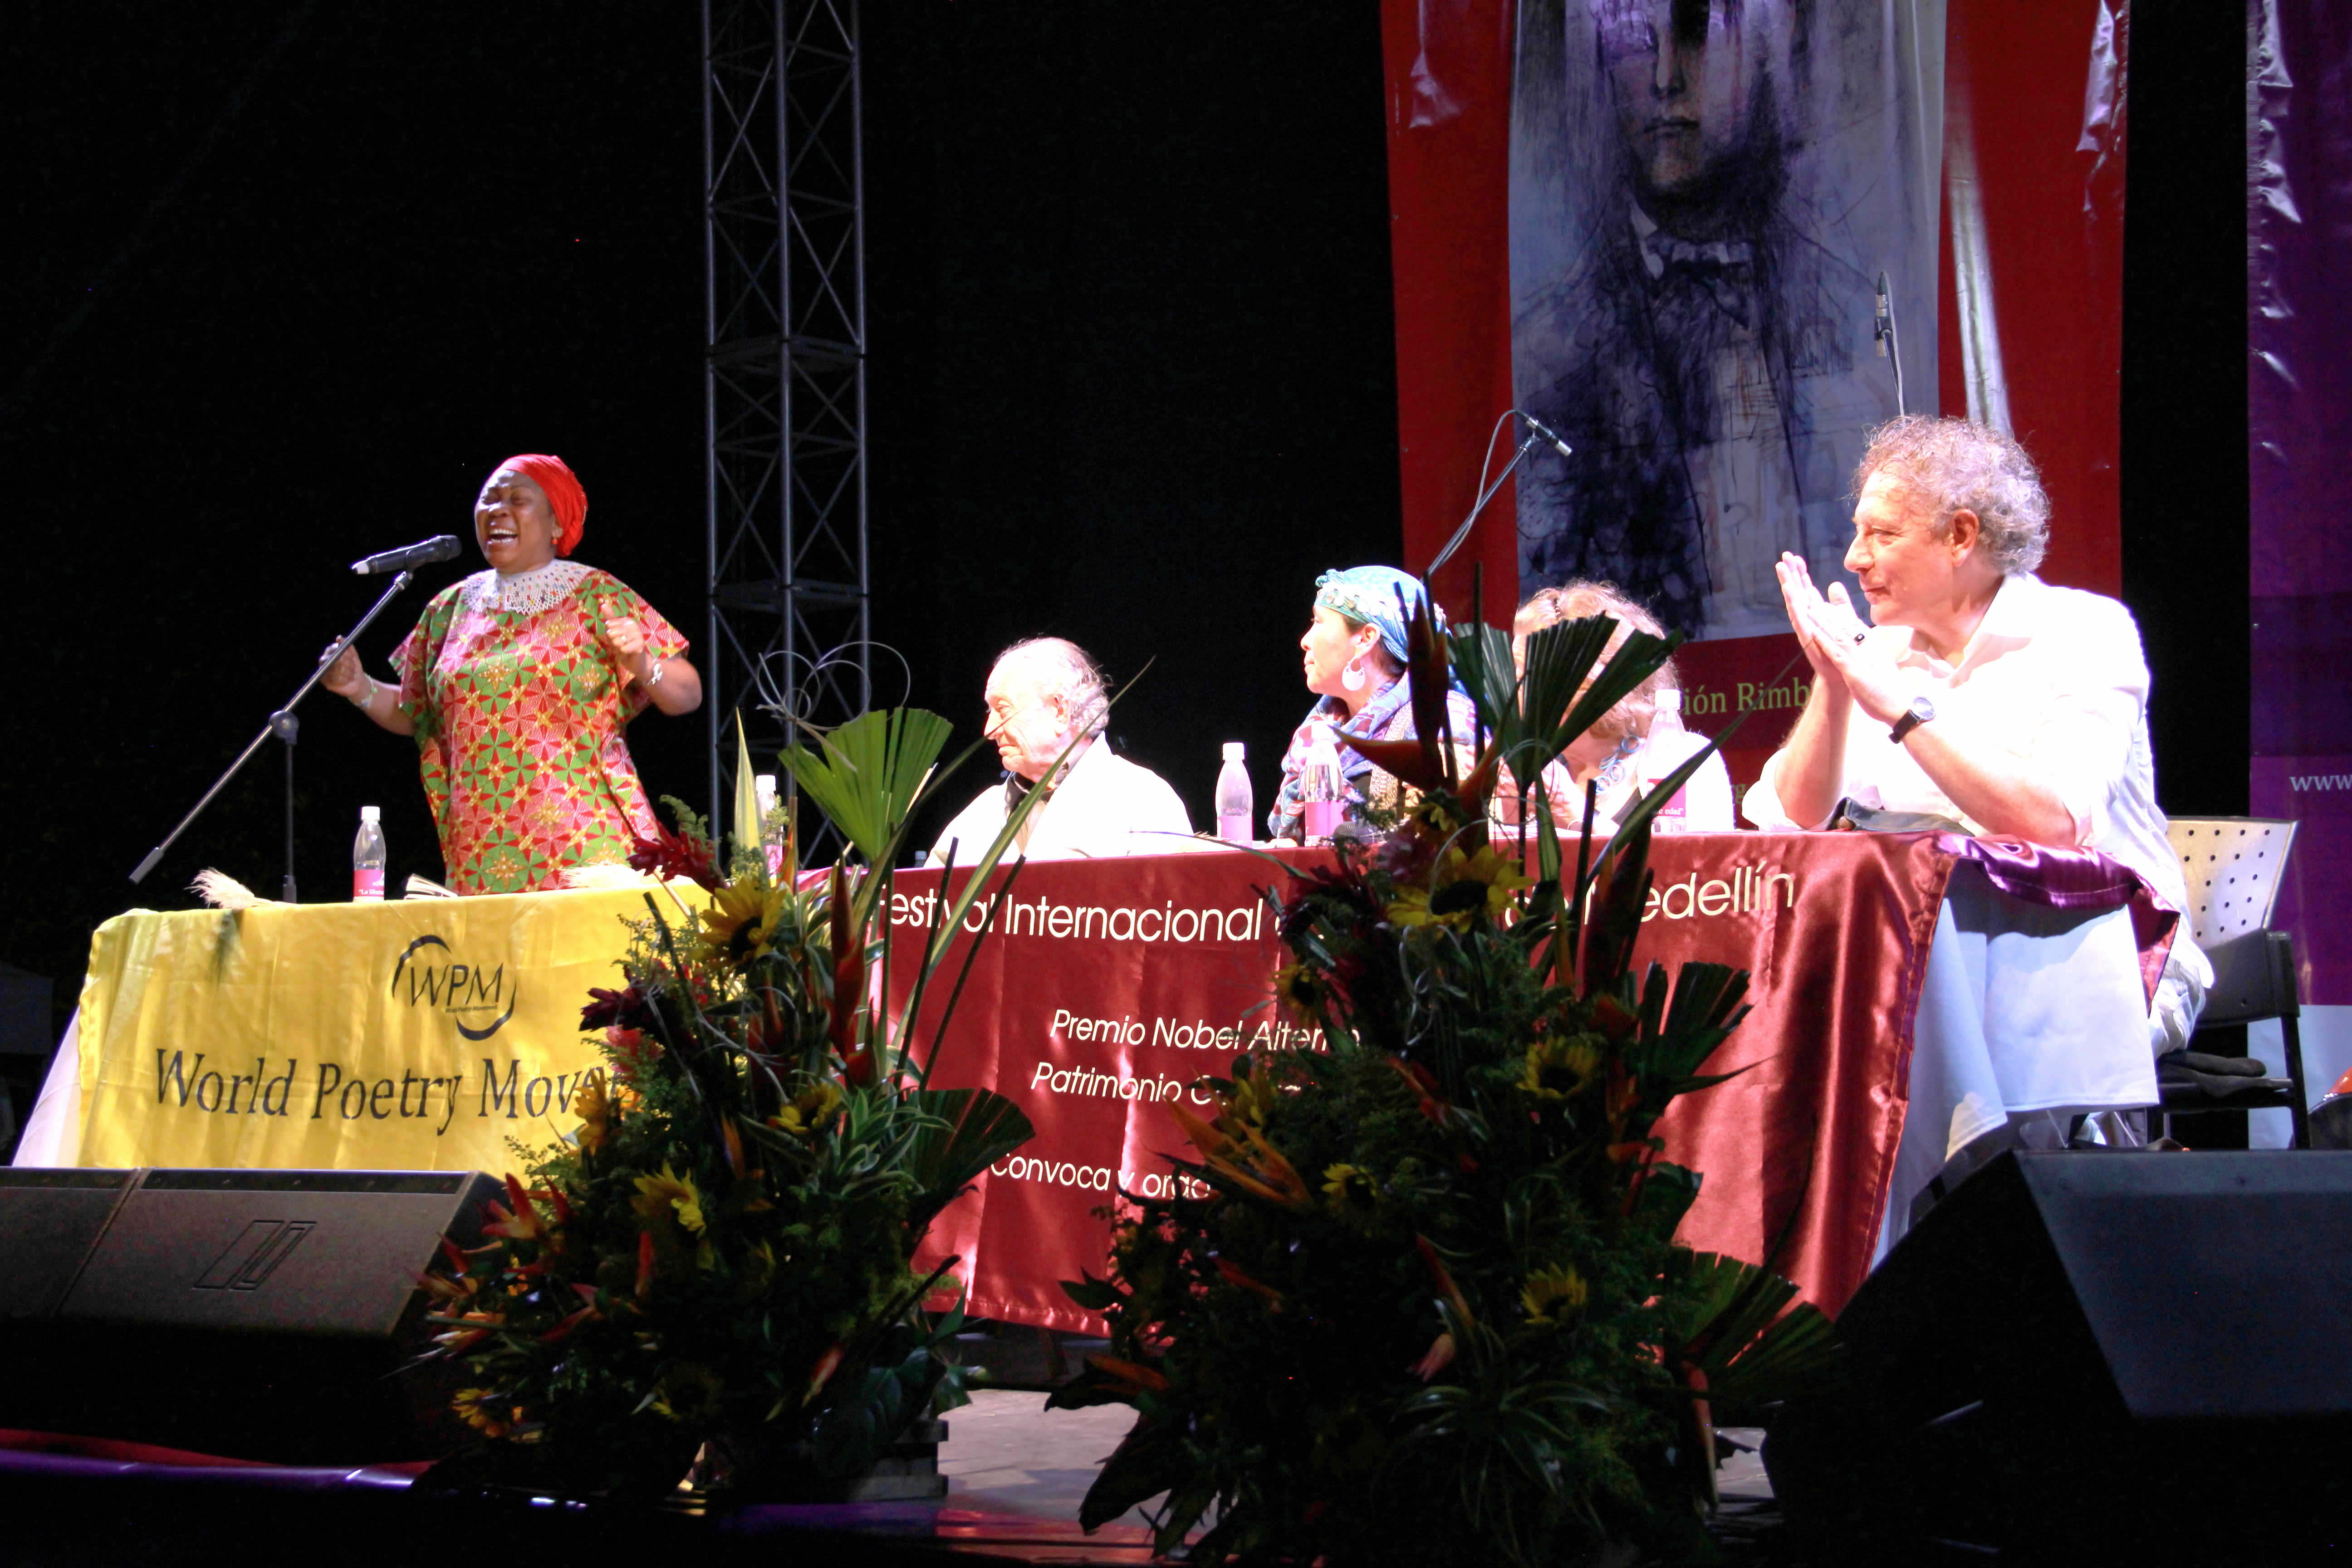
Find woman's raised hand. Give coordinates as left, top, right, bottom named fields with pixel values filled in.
left=598, top=610, right=648, bottom=667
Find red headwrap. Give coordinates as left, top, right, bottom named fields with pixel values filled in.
left=495, top=453, right=588, bottom=557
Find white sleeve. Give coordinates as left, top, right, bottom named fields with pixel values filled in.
left=1741, top=749, right=1803, bottom=829
left=1123, top=768, right=1196, bottom=853
left=927, top=789, right=1006, bottom=867
left=2019, top=598, right=2149, bottom=847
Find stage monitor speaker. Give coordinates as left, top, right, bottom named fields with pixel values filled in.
left=1764, top=1150, right=2352, bottom=1565
left=0, top=1166, right=137, bottom=1320
left=0, top=1166, right=500, bottom=1465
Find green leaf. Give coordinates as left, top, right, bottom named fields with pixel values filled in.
left=1078, top=1413, right=1186, bottom=1532
left=1658, top=1250, right=1837, bottom=1423
left=779, top=707, right=955, bottom=868
left=901, top=1087, right=1035, bottom=1231
left=1629, top=1159, right=1702, bottom=1238
left=1060, top=1271, right=1123, bottom=1313
left=733, top=712, right=764, bottom=868
left=1705, top=1303, right=1836, bottom=1423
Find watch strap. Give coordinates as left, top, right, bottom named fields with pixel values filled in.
left=1889, top=697, right=1934, bottom=744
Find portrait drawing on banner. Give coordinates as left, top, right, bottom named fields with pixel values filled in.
left=1510, top=0, right=1941, bottom=642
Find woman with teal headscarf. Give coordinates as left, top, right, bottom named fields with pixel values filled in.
left=1268, top=565, right=1478, bottom=840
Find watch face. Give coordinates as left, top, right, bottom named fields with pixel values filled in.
left=1908, top=696, right=1937, bottom=724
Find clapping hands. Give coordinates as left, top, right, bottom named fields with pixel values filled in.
left=1774, top=553, right=1904, bottom=725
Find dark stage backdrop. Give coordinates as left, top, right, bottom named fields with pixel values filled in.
left=0, top=4, right=1404, bottom=1068
left=0, top=3, right=2254, bottom=1099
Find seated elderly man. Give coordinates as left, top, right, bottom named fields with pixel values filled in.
left=928, top=637, right=1191, bottom=866
left=1745, top=415, right=2209, bottom=1058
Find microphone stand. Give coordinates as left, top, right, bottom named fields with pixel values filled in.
left=130, top=570, right=419, bottom=896
left=1426, top=428, right=1544, bottom=578
left=1876, top=270, right=1907, bottom=416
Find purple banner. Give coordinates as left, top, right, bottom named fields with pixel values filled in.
left=2248, top=2, right=2352, bottom=1005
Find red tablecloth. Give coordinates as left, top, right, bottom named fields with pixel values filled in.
left=883, top=832, right=2169, bottom=1325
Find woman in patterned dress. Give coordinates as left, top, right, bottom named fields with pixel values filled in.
left=323, top=454, right=702, bottom=894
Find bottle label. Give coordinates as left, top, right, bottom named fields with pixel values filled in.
left=1217, top=812, right=1251, bottom=845
left=1649, top=788, right=1689, bottom=834
left=353, top=867, right=386, bottom=902
left=1303, top=800, right=1342, bottom=839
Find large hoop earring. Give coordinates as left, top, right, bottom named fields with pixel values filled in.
left=1342, top=657, right=1369, bottom=692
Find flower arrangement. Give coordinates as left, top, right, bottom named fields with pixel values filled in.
left=1049, top=604, right=1831, bottom=1565
left=416, top=712, right=1053, bottom=1499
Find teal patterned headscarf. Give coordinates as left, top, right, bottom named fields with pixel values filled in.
left=1314, top=565, right=1440, bottom=666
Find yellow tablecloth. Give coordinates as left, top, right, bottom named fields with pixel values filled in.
left=63, top=886, right=694, bottom=1173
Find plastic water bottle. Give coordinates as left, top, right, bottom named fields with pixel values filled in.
left=1639, top=690, right=1690, bottom=834
left=1215, top=742, right=1253, bottom=845
left=352, top=805, right=387, bottom=901
left=755, top=773, right=783, bottom=873
left=1301, top=724, right=1343, bottom=843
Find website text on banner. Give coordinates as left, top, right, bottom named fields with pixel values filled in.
left=2249, top=3, right=2352, bottom=1011
left=882, top=834, right=2049, bottom=1331
left=63, top=888, right=662, bottom=1171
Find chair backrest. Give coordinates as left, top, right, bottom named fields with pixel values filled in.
left=2164, top=818, right=2297, bottom=949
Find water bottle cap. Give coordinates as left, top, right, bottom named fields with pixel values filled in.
left=360, top=805, right=381, bottom=823
left=1656, top=688, right=1682, bottom=711
left=1222, top=741, right=1245, bottom=762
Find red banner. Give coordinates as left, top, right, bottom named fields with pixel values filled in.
left=880, top=834, right=2055, bottom=1328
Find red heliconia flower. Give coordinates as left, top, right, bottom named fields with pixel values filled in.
left=805, top=1342, right=847, bottom=1402
left=635, top=1230, right=657, bottom=1302
left=1410, top=1331, right=1458, bottom=1382
left=606, top=1026, right=661, bottom=1082
left=627, top=822, right=722, bottom=891
left=581, top=985, right=654, bottom=1033
left=1214, top=1255, right=1285, bottom=1308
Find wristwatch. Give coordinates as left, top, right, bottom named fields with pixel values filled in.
left=1889, top=696, right=1936, bottom=744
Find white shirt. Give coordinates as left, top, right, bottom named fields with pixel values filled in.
left=1538, top=723, right=1736, bottom=833
left=1743, top=573, right=2207, bottom=990
left=927, top=738, right=1193, bottom=867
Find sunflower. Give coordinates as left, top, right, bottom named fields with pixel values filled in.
left=772, top=1079, right=844, bottom=1138
left=695, top=872, right=789, bottom=967
left=631, top=1162, right=708, bottom=1235
left=572, top=1070, right=615, bottom=1156
left=1520, top=1034, right=1605, bottom=1101
left=1386, top=845, right=1530, bottom=931
left=452, top=1387, right=519, bottom=1437
left=649, top=1361, right=728, bottom=1424
left=1271, top=961, right=1324, bottom=1025
left=1519, top=1264, right=1589, bottom=1328
left=1320, top=1161, right=1374, bottom=1214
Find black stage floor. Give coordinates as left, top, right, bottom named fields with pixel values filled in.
left=0, top=1393, right=1784, bottom=1566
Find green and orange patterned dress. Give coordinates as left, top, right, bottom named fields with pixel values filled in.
left=395, top=560, right=688, bottom=895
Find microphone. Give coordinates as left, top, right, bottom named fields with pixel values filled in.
left=1517, top=411, right=1575, bottom=459
left=1873, top=272, right=1893, bottom=356
left=350, top=535, right=462, bottom=575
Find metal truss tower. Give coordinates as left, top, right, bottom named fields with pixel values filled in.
left=703, top=0, right=870, bottom=843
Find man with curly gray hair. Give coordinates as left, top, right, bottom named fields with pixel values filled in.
left=927, top=637, right=1191, bottom=866
left=1746, top=415, right=2210, bottom=1063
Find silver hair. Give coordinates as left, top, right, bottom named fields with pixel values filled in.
left=1854, top=415, right=2051, bottom=576
left=993, top=637, right=1110, bottom=737
left=1513, top=579, right=1681, bottom=743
